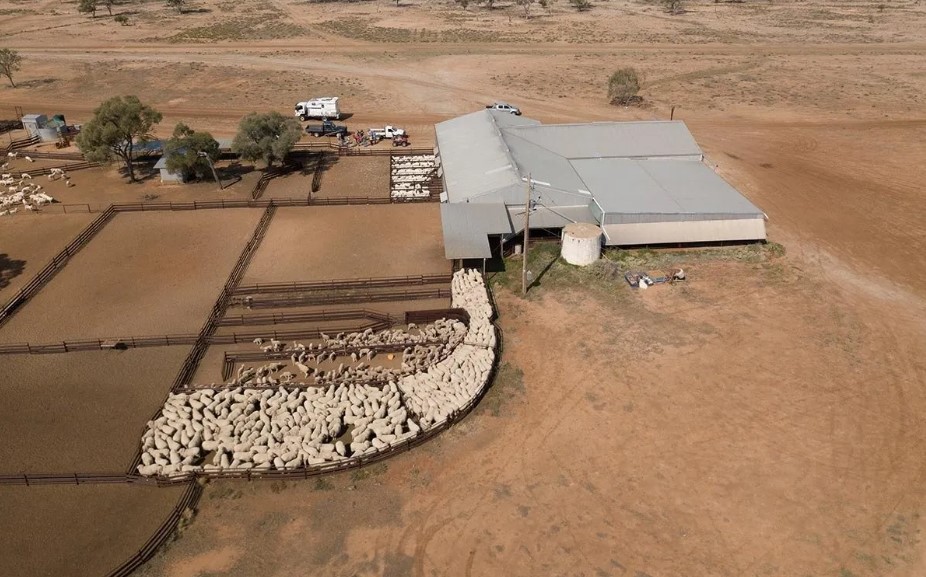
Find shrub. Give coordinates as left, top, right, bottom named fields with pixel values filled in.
left=608, top=68, right=642, bottom=106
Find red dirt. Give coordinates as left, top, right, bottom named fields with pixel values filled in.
left=0, top=483, right=189, bottom=577
left=0, top=346, right=190, bottom=472
left=242, top=204, right=449, bottom=284
left=0, top=209, right=263, bottom=343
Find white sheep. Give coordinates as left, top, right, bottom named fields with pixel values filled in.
left=24, top=156, right=33, bottom=162
left=7, top=152, right=17, bottom=158
left=20, top=173, right=31, bottom=180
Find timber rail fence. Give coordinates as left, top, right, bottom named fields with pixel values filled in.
left=3, top=134, right=39, bottom=153
left=233, top=273, right=453, bottom=296
left=230, top=286, right=452, bottom=309
left=22, top=160, right=99, bottom=177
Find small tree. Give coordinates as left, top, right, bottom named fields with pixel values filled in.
left=164, top=123, right=220, bottom=182
left=569, top=0, right=591, bottom=11
left=78, top=0, right=98, bottom=17
left=103, top=0, right=113, bottom=16
left=76, top=95, right=163, bottom=182
left=0, top=48, right=22, bottom=88
left=608, top=68, right=642, bottom=106
left=663, top=0, right=683, bottom=14
left=232, top=112, right=302, bottom=168
left=166, top=0, right=185, bottom=14
left=114, top=14, right=129, bottom=25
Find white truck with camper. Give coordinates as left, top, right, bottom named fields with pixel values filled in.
left=294, top=97, right=342, bottom=121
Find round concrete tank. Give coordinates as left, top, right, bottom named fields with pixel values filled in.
left=561, top=223, right=602, bottom=266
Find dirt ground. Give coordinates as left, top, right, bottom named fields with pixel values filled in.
left=0, top=1, right=924, bottom=576
left=262, top=155, right=391, bottom=200
left=0, top=483, right=190, bottom=577
left=0, top=209, right=263, bottom=343
left=0, top=212, right=96, bottom=297
left=0, top=346, right=190, bottom=472
left=242, top=204, right=448, bottom=284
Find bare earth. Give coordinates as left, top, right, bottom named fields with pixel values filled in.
left=0, top=346, right=190, bottom=472
left=0, top=209, right=262, bottom=343
left=242, top=204, right=448, bottom=284
left=0, top=1, right=924, bottom=577
left=0, top=483, right=190, bottom=577
left=0, top=212, right=96, bottom=297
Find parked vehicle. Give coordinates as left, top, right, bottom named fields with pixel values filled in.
left=305, top=119, right=349, bottom=137
left=486, top=102, right=522, bottom=115
left=294, top=97, right=342, bottom=121
left=392, top=134, right=410, bottom=147
left=368, top=125, right=407, bottom=139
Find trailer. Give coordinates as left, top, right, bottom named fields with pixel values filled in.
left=294, top=97, right=342, bottom=121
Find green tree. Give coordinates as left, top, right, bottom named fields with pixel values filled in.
left=0, top=48, right=22, bottom=88
left=164, top=123, right=220, bottom=182
left=78, top=0, right=98, bottom=17
left=232, top=112, right=301, bottom=168
left=608, top=68, right=642, bottom=106
left=166, top=0, right=185, bottom=14
left=75, top=95, right=163, bottom=182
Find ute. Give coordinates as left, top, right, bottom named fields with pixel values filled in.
left=485, top=102, right=522, bottom=115
left=368, top=125, right=407, bottom=140
left=305, top=119, right=349, bottom=138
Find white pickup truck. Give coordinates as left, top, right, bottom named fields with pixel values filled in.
left=368, top=125, right=407, bottom=139
left=486, top=102, right=522, bottom=115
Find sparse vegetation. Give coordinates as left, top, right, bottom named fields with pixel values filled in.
left=114, top=14, right=129, bottom=25
left=607, top=67, right=642, bottom=106
left=663, top=0, right=684, bottom=14
left=166, top=0, right=186, bottom=14
left=77, top=0, right=97, bottom=18
left=477, top=362, right=525, bottom=417
left=75, top=95, right=162, bottom=182
left=0, top=48, right=22, bottom=88
left=569, top=0, right=592, bottom=11
left=351, top=462, right=388, bottom=482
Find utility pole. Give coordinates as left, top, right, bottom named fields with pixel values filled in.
left=521, top=174, right=532, bottom=296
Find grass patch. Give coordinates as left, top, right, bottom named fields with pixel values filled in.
left=318, top=17, right=523, bottom=43
left=207, top=483, right=243, bottom=500
left=160, top=16, right=308, bottom=42
left=476, top=362, right=525, bottom=417
left=351, top=461, right=388, bottom=482
left=489, top=241, right=786, bottom=299
left=313, top=477, right=335, bottom=491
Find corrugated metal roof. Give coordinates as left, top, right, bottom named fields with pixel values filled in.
left=440, top=203, right=513, bottom=259
left=503, top=121, right=702, bottom=160
left=571, top=158, right=764, bottom=219
left=508, top=204, right=597, bottom=233
left=435, top=111, right=534, bottom=203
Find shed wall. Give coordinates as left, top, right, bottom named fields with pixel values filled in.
left=602, top=218, right=766, bottom=246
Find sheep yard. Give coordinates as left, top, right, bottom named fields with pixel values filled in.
left=0, top=347, right=190, bottom=473
left=0, top=212, right=96, bottom=297
left=0, top=208, right=263, bottom=343
left=241, top=204, right=448, bottom=284
left=0, top=483, right=191, bottom=577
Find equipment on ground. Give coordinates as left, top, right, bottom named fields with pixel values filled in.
left=625, top=269, right=686, bottom=289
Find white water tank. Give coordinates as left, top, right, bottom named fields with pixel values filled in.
left=561, top=223, right=602, bottom=266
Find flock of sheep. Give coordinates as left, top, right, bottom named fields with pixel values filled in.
left=136, top=269, right=496, bottom=478
left=391, top=155, right=437, bottom=200
left=0, top=154, right=70, bottom=216
left=221, top=319, right=469, bottom=390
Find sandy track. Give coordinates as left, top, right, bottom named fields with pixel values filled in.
left=0, top=347, right=190, bottom=473
left=242, top=205, right=448, bottom=284
left=0, top=483, right=189, bottom=577
left=0, top=209, right=263, bottom=343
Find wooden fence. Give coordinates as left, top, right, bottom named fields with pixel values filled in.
left=230, top=286, right=451, bottom=309
left=3, top=134, right=39, bottom=153
left=216, top=307, right=393, bottom=327
left=0, top=206, right=117, bottom=328
left=13, top=150, right=84, bottom=161
left=22, top=160, right=99, bottom=177
left=232, top=273, right=453, bottom=296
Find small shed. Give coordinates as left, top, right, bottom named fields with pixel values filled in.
left=154, top=156, right=184, bottom=184
left=21, top=114, right=47, bottom=138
